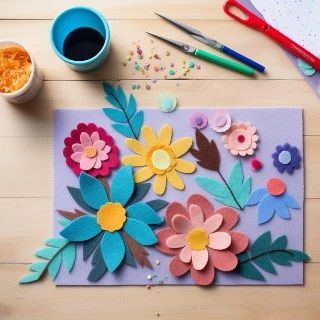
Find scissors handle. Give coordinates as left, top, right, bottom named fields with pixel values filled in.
left=223, top=0, right=320, bottom=71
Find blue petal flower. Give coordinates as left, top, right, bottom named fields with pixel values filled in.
left=110, top=165, right=134, bottom=206
left=60, top=216, right=101, bottom=241
left=126, top=202, right=163, bottom=225
left=79, top=173, right=108, bottom=210
left=123, top=218, right=158, bottom=245
left=101, top=231, right=125, bottom=272
left=283, top=193, right=300, bottom=209
left=257, top=194, right=276, bottom=224
left=246, top=188, right=268, bottom=206
left=273, top=196, right=291, bottom=219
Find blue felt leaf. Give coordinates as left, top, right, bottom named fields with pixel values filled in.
left=48, top=253, right=62, bottom=280
left=60, top=216, right=101, bottom=241
left=273, top=197, right=291, bottom=219
left=105, top=94, right=121, bottom=109
left=127, top=183, right=151, bottom=206
left=195, top=177, right=229, bottom=198
left=126, top=202, right=163, bottom=225
left=112, top=123, right=135, bottom=138
left=228, top=161, right=243, bottom=195
left=283, top=193, right=300, bottom=209
left=126, top=94, right=137, bottom=118
left=29, top=261, right=47, bottom=273
left=246, top=188, right=268, bottom=206
left=101, top=231, right=125, bottom=272
left=63, top=243, right=76, bottom=272
left=130, top=110, right=144, bottom=138
left=257, top=194, right=276, bottom=224
left=79, top=173, right=108, bottom=210
left=87, top=244, right=108, bottom=282
left=117, top=85, right=127, bottom=108
left=146, top=199, right=169, bottom=212
left=103, top=82, right=117, bottom=99
left=123, top=218, right=158, bottom=245
left=237, top=177, right=251, bottom=207
left=83, top=232, right=104, bottom=260
left=35, top=247, right=58, bottom=260
left=45, top=237, right=68, bottom=248
left=110, top=165, right=134, bottom=206
left=103, top=108, right=127, bottom=123
left=19, top=272, right=42, bottom=284
left=67, top=187, right=97, bottom=214
left=122, top=234, right=137, bottom=267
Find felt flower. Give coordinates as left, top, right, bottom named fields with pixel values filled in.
left=156, top=194, right=248, bottom=285
left=246, top=177, right=300, bottom=224
left=60, top=165, right=161, bottom=272
left=63, top=123, right=119, bottom=177
left=122, top=124, right=196, bottom=195
left=158, top=93, right=177, bottom=113
left=222, top=122, right=259, bottom=156
left=272, top=143, right=301, bottom=174
left=209, top=111, right=232, bottom=133
left=188, top=112, right=208, bottom=129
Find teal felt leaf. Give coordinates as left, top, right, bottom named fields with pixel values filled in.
left=286, top=249, right=309, bottom=262
left=105, top=94, right=121, bottom=109
left=101, top=231, right=125, bottom=272
left=214, top=194, right=239, bottom=209
left=87, top=244, right=108, bottom=282
left=35, top=247, right=58, bottom=260
left=235, top=261, right=265, bottom=281
left=79, top=173, right=108, bottom=210
left=29, top=261, right=47, bottom=273
left=246, top=187, right=268, bottom=206
left=67, top=186, right=97, bottom=214
left=19, top=272, right=42, bottom=284
left=271, top=235, right=287, bottom=250
left=228, top=161, right=243, bottom=195
left=63, top=243, right=76, bottom=272
left=117, top=85, right=127, bottom=108
left=112, top=123, right=135, bottom=138
left=126, top=202, right=163, bottom=225
left=44, top=237, right=68, bottom=248
left=130, top=110, right=144, bottom=138
left=237, top=177, right=251, bottom=207
left=146, top=199, right=169, bottom=212
left=195, top=177, right=229, bottom=198
left=237, top=251, right=249, bottom=263
left=127, top=183, right=151, bottom=206
left=103, top=82, right=118, bottom=100
left=123, top=218, right=158, bottom=245
left=83, top=232, right=104, bottom=260
left=126, top=94, right=137, bottom=118
left=59, top=218, right=72, bottom=227
left=251, top=231, right=272, bottom=257
left=122, top=233, right=137, bottom=267
left=103, top=108, right=127, bottom=123
left=268, top=251, right=292, bottom=266
left=60, top=216, right=101, bottom=241
left=48, top=253, right=62, bottom=280
left=254, top=255, right=277, bottom=275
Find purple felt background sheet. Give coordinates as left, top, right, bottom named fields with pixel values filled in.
left=53, top=107, right=304, bottom=286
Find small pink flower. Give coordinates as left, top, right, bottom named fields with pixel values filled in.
left=188, top=112, right=208, bottom=129
left=209, top=111, right=232, bottom=133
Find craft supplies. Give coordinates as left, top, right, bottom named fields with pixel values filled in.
left=50, top=7, right=110, bottom=72
left=0, top=40, right=43, bottom=104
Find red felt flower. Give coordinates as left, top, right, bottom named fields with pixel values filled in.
left=63, top=123, right=119, bottom=177
left=156, top=194, right=248, bottom=286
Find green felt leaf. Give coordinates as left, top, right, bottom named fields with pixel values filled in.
left=250, top=231, right=272, bottom=257
left=63, top=243, right=76, bottom=272
left=254, top=255, right=277, bottom=275
left=286, top=249, right=309, bottom=262
left=35, top=247, right=58, bottom=260
left=19, top=272, right=42, bottom=284
left=146, top=199, right=169, bottom=212
left=45, top=237, right=68, bottom=248
left=126, top=94, right=137, bottom=118
left=29, top=261, right=47, bottom=273
left=237, top=177, right=251, bottom=208
left=214, top=195, right=239, bottom=209
left=195, top=177, right=229, bottom=198
left=48, top=253, right=62, bottom=280
left=235, top=261, right=265, bottom=281
left=268, top=251, right=292, bottom=266
left=271, top=235, right=288, bottom=250
left=103, top=108, right=127, bottom=123
left=228, top=161, right=243, bottom=195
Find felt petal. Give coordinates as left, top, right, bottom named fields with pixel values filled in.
left=80, top=156, right=96, bottom=170
left=201, top=213, right=223, bottom=233
left=166, top=234, right=187, bottom=248
left=123, top=218, right=158, bottom=245
left=80, top=132, right=92, bottom=147
left=246, top=188, right=268, bottom=206
left=155, top=228, right=179, bottom=255
left=98, top=151, right=109, bottom=162
left=153, top=174, right=167, bottom=195
left=171, top=137, right=193, bottom=157
left=192, top=249, right=209, bottom=270
left=169, top=255, right=190, bottom=277
left=257, top=194, right=276, bottom=224
left=228, top=231, right=249, bottom=254
left=134, top=166, right=154, bottom=183
left=79, top=173, right=108, bottom=209
left=60, top=216, right=101, bottom=241
left=125, top=138, right=147, bottom=155
left=166, top=169, right=184, bottom=190
left=175, top=159, right=196, bottom=173
left=126, top=202, right=163, bottom=225
left=110, top=165, right=134, bottom=206
left=179, top=246, right=192, bottom=263
left=283, top=193, right=300, bottom=209
left=187, top=194, right=215, bottom=220
left=165, top=202, right=188, bottom=227
left=273, top=198, right=291, bottom=219
left=91, top=131, right=100, bottom=143
left=94, top=158, right=102, bottom=169
left=71, top=152, right=83, bottom=163
left=214, top=207, right=238, bottom=231
left=189, top=204, right=204, bottom=227
left=93, top=140, right=106, bottom=151
left=190, top=264, right=215, bottom=286
left=158, top=124, right=172, bottom=146
left=172, top=214, right=192, bottom=234
left=72, top=143, right=85, bottom=152
left=209, top=232, right=231, bottom=250
left=101, top=231, right=125, bottom=272
left=210, top=250, right=237, bottom=271
left=122, top=155, right=146, bottom=166
left=141, top=125, right=158, bottom=147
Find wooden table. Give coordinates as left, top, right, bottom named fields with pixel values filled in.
left=1, top=1, right=319, bottom=319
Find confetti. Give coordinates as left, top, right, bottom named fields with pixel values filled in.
left=137, top=48, right=143, bottom=55
left=168, top=69, right=175, bottom=76
left=146, top=84, right=151, bottom=90
left=131, top=83, right=137, bottom=90
left=122, top=61, right=127, bottom=67
left=188, top=61, right=195, bottom=68
left=129, top=50, right=134, bottom=56
left=134, top=62, right=140, bottom=70
left=154, top=66, right=159, bottom=72
left=165, top=50, right=171, bottom=56
left=154, top=53, right=160, bottom=60
left=147, top=274, right=152, bottom=280
left=196, top=64, right=201, bottom=69
left=155, top=259, right=161, bottom=265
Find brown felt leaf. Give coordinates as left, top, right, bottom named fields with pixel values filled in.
left=122, top=232, right=153, bottom=270
left=190, top=128, right=220, bottom=171
left=57, top=209, right=86, bottom=220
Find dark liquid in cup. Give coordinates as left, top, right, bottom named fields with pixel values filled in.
left=63, top=27, right=105, bottom=61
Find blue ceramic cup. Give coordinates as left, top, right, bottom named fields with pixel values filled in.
left=50, top=6, right=110, bottom=72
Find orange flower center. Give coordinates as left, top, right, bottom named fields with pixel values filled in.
left=84, top=146, right=97, bottom=158
left=187, top=228, right=209, bottom=251
left=267, top=178, right=286, bottom=196
left=96, top=202, right=127, bottom=232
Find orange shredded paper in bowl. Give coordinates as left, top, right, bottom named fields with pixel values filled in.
left=0, top=46, right=32, bottom=93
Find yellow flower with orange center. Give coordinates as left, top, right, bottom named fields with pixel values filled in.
left=122, top=124, right=196, bottom=195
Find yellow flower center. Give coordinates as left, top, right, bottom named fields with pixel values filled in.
left=146, top=144, right=176, bottom=175
left=187, top=228, right=209, bottom=251
left=84, top=146, right=97, bottom=158
left=151, top=149, right=171, bottom=170
left=96, top=202, right=126, bottom=232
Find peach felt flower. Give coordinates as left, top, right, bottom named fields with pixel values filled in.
left=222, top=122, right=259, bottom=156
left=156, top=194, right=248, bottom=285
left=209, top=111, right=232, bottom=133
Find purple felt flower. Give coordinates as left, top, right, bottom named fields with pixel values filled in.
left=188, top=112, right=208, bottom=130
left=272, top=143, right=301, bottom=174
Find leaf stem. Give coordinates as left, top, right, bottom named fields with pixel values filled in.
left=239, top=249, right=294, bottom=264
left=217, top=170, right=244, bottom=211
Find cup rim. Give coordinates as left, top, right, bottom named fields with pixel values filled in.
left=0, top=39, right=36, bottom=97
left=50, top=6, right=110, bottom=66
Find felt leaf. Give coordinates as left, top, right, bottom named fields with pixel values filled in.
left=268, top=251, right=292, bottom=266
left=29, top=261, right=47, bottom=273
left=126, top=202, right=163, bottom=225
left=67, top=187, right=97, bottom=214
left=63, top=243, right=76, bottom=272
left=101, top=231, right=125, bottom=272
left=59, top=219, right=72, bottom=227
left=103, top=82, right=118, bottom=104
left=35, top=247, right=58, bottom=260
left=122, top=233, right=137, bottom=267
left=87, top=244, right=108, bottom=282
left=237, top=177, right=251, bottom=208
left=83, top=232, right=104, bottom=260
left=271, top=235, right=287, bottom=250
left=283, top=193, right=300, bottom=209
left=79, top=173, right=108, bottom=210
left=103, top=108, right=127, bottom=123
left=44, top=237, right=68, bottom=248
left=126, top=94, right=137, bottom=118
left=110, top=165, right=134, bottom=206
left=127, top=183, right=151, bottom=206
left=246, top=188, right=268, bottom=206
left=19, top=272, right=43, bottom=284
left=253, top=255, right=277, bottom=275
left=286, top=249, right=309, bottom=262
left=130, top=110, right=144, bottom=138
left=228, top=161, right=243, bottom=195
left=117, top=85, right=127, bottom=108
left=250, top=231, right=272, bottom=257
left=112, top=123, right=135, bottom=138
left=57, top=209, right=86, bottom=221
left=235, top=261, right=265, bottom=281
left=60, top=216, right=101, bottom=241
left=195, top=177, right=229, bottom=198
left=105, top=94, right=121, bottom=109
left=146, top=199, right=169, bottom=212
left=257, top=194, right=276, bottom=224
left=48, top=253, right=62, bottom=280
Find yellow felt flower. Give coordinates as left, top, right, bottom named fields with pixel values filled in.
left=122, top=124, right=196, bottom=195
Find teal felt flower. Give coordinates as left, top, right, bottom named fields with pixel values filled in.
left=60, top=165, right=162, bottom=273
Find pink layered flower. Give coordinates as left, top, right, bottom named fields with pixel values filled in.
left=156, top=194, right=248, bottom=286
left=63, top=123, right=119, bottom=177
